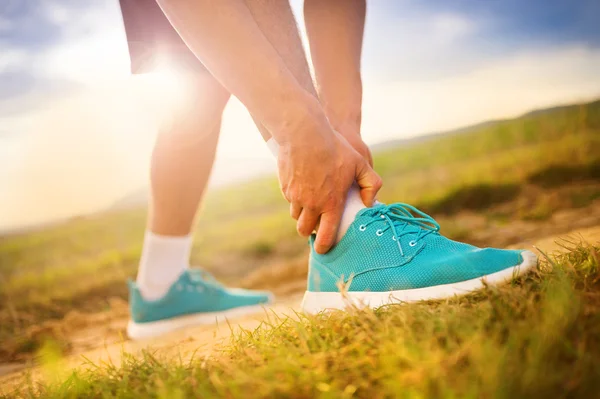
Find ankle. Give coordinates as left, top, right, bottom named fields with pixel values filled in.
left=335, top=184, right=366, bottom=242
left=136, top=232, right=191, bottom=300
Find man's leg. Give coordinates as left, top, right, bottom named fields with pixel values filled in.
left=136, top=73, right=229, bottom=300
left=243, top=0, right=367, bottom=242
left=130, top=71, right=271, bottom=340
left=121, top=2, right=271, bottom=340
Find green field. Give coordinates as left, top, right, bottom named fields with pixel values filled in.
left=1, top=99, right=600, bottom=375
left=10, top=244, right=600, bottom=398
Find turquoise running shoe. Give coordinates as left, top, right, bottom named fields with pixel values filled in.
left=127, top=269, right=273, bottom=340
left=301, top=203, right=537, bottom=313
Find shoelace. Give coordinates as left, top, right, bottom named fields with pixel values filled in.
left=361, top=203, right=440, bottom=256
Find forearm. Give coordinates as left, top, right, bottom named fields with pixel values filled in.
left=304, top=0, right=366, bottom=134
left=156, top=0, right=324, bottom=145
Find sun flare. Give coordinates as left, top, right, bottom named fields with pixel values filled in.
left=130, top=62, right=194, bottom=124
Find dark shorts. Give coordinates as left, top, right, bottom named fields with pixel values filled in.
left=119, top=0, right=207, bottom=74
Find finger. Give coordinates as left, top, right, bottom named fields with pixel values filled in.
left=365, top=149, right=374, bottom=167
left=315, top=208, right=343, bottom=254
left=297, top=208, right=320, bottom=237
left=290, top=203, right=302, bottom=220
left=355, top=160, right=383, bottom=207
left=359, top=144, right=373, bottom=167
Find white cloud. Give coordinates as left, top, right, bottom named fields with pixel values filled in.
left=0, top=15, right=14, bottom=32
left=0, top=0, right=129, bottom=86
left=361, top=45, right=600, bottom=140
left=33, top=1, right=130, bottom=84
left=42, top=1, right=71, bottom=25
left=36, top=30, right=130, bottom=84
left=430, top=13, right=477, bottom=43
left=362, top=9, right=483, bottom=81
left=0, top=48, right=28, bottom=73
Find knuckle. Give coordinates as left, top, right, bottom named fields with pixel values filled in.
left=373, top=175, right=383, bottom=190
left=285, top=189, right=300, bottom=204
left=330, top=193, right=345, bottom=207
left=304, top=199, right=319, bottom=211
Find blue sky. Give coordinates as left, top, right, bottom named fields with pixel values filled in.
left=0, top=0, right=599, bottom=229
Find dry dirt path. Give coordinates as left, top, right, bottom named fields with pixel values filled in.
left=2, top=226, right=599, bottom=393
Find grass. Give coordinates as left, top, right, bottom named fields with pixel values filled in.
left=1, top=99, right=600, bottom=361
left=422, top=182, right=521, bottom=215
left=527, top=161, right=600, bottom=188
left=7, top=243, right=600, bottom=398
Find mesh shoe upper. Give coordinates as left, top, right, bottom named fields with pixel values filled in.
left=129, top=269, right=272, bottom=323
left=308, top=203, right=524, bottom=292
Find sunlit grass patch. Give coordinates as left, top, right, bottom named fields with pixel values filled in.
left=569, top=186, right=600, bottom=209
left=423, top=182, right=521, bottom=215
left=527, top=160, right=600, bottom=188
left=8, top=244, right=599, bottom=398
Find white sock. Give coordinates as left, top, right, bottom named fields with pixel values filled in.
left=136, top=231, right=192, bottom=300
left=267, top=138, right=366, bottom=242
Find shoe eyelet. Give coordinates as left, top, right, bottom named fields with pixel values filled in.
left=380, top=214, right=385, bottom=219
left=176, top=284, right=183, bottom=291
left=409, top=240, right=417, bottom=247
left=359, top=225, right=367, bottom=231
left=392, top=236, right=396, bottom=241
left=376, top=229, right=383, bottom=237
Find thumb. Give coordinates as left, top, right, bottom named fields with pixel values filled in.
left=355, top=158, right=382, bottom=207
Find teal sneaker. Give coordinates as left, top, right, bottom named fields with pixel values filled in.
left=127, top=269, right=273, bottom=339
left=301, top=203, right=537, bottom=313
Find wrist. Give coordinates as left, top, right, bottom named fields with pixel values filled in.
left=327, top=107, right=362, bottom=137
left=273, top=91, right=333, bottom=147
left=318, top=75, right=362, bottom=134
left=321, top=96, right=362, bottom=137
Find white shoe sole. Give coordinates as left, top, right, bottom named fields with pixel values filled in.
left=127, top=303, right=270, bottom=341
left=301, top=250, right=537, bottom=314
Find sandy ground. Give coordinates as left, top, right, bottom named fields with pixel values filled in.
left=1, top=225, right=599, bottom=393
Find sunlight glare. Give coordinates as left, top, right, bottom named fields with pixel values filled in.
left=131, top=59, right=194, bottom=125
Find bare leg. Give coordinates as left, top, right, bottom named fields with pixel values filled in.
left=137, top=2, right=310, bottom=299
left=149, top=73, right=230, bottom=235
left=129, top=71, right=274, bottom=334
left=137, top=72, right=230, bottom=300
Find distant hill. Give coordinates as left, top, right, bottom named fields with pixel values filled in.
left=369, top=119, right=502, bottom=153
left=371, top=98, right=600, bottom=153
left=109, top=187, right=148, bottom=211
left=522, top=99, right=600, bottom=118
